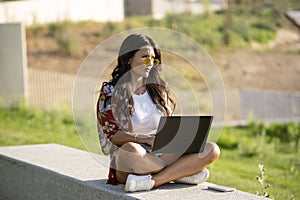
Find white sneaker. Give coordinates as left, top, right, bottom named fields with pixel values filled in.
left=125, top=174, right=155, bottom=192
left=175, top=168, right=209, bottom=185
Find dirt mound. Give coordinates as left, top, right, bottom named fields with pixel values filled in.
left=26, top=27, right=300, bottom=92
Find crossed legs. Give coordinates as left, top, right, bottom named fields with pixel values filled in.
left=115, top=142, right=220, bottom=187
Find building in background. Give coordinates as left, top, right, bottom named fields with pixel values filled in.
left=0, top=0, right=124, bottom=26
left=125, top=0, right=227, bottom=19
left=0, top=0, right=227, bottom=26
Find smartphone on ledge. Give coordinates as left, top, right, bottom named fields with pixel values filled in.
left=208, top=184, right=235, bottom=192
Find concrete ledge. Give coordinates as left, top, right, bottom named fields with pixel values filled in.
left=0, top=144, right=269, bottom=200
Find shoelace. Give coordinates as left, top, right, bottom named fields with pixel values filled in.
left=135, top=175, right=153, bottom=190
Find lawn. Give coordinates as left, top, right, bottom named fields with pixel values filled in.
left=0, top=102, right=85, bottom=150
left=0, top=104, right=299, bottom=200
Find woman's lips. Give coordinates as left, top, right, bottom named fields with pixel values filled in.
left=145, top=67, right=151, bottom=72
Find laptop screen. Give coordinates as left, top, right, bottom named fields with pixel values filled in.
left=152, top=116, right=213, bottom=154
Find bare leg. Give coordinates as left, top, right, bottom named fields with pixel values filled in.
left=152, top=142, right=220, bottom=187
left=115, top=142, right=167, bottom=183
left=115, top=142, right=220, bottom=186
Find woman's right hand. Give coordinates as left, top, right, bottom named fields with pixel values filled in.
left=136, top=134, right=155, bottom=147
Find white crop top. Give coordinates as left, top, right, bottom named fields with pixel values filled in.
left=131, top=91, right=163, bottom=135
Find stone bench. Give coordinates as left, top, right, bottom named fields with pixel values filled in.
left=0, top=144, right=269, bottom=200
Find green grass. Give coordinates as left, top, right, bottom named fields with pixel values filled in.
left=0, top=104, right=298, bottom=199
left=209, top=148, right=299, bottom=200
left=0, top=102, right=85, bottom=150
left=210, top=126, right=300, bottom=200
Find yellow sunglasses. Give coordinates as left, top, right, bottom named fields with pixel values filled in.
left=142, top=57, right=160, bottom=66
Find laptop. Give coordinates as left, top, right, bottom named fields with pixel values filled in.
left=151, top=116, right=213, bottom=154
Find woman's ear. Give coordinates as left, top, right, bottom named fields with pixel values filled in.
left=128, top=58, right=132, bottom=65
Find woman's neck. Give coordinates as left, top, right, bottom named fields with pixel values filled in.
left=131, top=73, right=144, bottom=91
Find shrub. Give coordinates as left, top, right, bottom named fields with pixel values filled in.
left=250, top=28, right=276, bottom=44
left=217, top=130, right=239, bottom=150
left=247, top=119, right=300, bottom=152
left=231, top=20, right=251, bottom=42
left=247, top=117, right=266, bottom=136
left=238, top=138, right=261, bottom=157
left=47, top=22, right=68, bottom=37
left=266, top=122, right=294, bottom=143
left=56, top=36, right=80, bottom=56
left=101, top=21, right=118, bottom=36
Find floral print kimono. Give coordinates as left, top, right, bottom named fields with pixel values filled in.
left=97, top=81, right=133, bottom=185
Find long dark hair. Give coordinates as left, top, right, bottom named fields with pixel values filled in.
left=104, top=34, right=175, bottom=116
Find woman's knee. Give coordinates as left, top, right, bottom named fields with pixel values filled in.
left=209, top=142, right=220, bottom=160
left=199, top=142, right=220, bottom=161
left=116, top=142, right=146, bottom=173
left=118, top=142, right=147, bottom=156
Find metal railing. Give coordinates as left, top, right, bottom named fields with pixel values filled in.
left=26, top=68, right=300, bottom=124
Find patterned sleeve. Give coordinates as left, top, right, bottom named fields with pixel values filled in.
left=97, top=82, right=119, bottom=155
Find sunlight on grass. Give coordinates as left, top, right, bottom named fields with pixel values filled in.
left=0, top=104, right=298, bottom=199
left=0, top=103, right=85, bottom=151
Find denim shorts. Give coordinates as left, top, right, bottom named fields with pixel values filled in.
left=140, top=143, right=163, bottom=158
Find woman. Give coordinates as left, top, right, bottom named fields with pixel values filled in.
left=97, top=33, right=220, bottom=192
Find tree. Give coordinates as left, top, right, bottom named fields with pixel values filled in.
left=224, top=0, right=233, bottom=45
